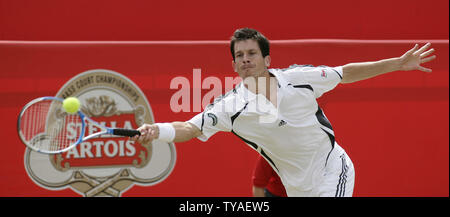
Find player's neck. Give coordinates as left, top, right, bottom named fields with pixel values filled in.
left=243, top=71, right=278, bottom=105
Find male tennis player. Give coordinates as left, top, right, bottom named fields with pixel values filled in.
left=132, top=28, right=436, bottom=197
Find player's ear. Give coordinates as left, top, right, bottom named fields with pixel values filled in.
left=264, top=55, right=271, bottom=68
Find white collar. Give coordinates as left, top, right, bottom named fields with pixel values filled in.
left=236, top=82, right=256, bottom=102
left=236, top=68, right=287, bottom=102
left=268, top=68, right=288, bottom=87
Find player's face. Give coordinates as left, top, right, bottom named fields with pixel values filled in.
left=232, top=39, right=270, bottom=79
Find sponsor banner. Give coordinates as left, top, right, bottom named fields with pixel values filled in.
left=23, top=69, right=176, bottom=197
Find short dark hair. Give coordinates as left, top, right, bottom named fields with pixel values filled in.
left=230, top=28, right=270, bottom=61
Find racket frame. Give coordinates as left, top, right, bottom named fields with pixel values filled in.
left=18, top=96, right=131, bottom=154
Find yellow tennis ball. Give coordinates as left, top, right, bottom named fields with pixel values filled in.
left=62, top=97, right=81, bottom=114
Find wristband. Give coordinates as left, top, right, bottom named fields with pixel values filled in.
left=155, top=123, right=175, bottom=142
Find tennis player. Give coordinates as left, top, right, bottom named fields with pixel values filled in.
left=132, top=28, right=436, bottom=197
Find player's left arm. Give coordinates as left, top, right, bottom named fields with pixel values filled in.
left=341, top=43, right=436, bottom=84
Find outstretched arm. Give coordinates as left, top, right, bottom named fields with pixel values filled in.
left=341, top=43, right=436, bottom=84
left=131, top=121, right=202, bottom=145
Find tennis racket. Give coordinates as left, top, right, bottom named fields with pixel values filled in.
left=17, top=96, right=141, bottom=154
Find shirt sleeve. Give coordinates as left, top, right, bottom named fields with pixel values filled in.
left=284, top=65, right=343, bottom=98
left=187, top=100, right=232, bottom=142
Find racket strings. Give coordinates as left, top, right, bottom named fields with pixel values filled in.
left=20, top=100, right=82, bottom=152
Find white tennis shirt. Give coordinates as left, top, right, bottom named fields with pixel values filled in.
left=188, top=65, right=345, bottom=196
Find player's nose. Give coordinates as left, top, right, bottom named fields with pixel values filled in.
left=242, top=56, right=251, bottom=64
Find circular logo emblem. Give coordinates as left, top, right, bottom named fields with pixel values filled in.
left=24, top=69, right=176, bottom=197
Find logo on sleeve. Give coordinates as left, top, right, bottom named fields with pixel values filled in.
left=278, top=120, right=287, bottom=127
left=207, top=113, right=218, bottom=126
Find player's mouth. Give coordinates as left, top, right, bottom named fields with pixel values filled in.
left=241, top=64, right=255, bottom=70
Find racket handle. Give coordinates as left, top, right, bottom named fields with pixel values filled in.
left=112, top=129, right=141, bottom=137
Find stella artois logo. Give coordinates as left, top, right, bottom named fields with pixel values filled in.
left=23, top=69, right=176, bottom=197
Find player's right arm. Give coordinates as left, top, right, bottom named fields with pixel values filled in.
left=131, top=122, right=202, bottom=144
left=133, top=91, right=234, bottom=145
left=172, top=122, right=203, bottom=142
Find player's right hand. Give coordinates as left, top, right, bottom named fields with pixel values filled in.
left=131, top=124, right=159, bottom=145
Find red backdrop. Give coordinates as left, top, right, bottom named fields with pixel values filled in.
left=0, top=0, right=448, bottom=197
left=0, top=0, right=448, bottom=41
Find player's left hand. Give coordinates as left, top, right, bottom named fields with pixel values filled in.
left=398, top=43, right=436, bottom=73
